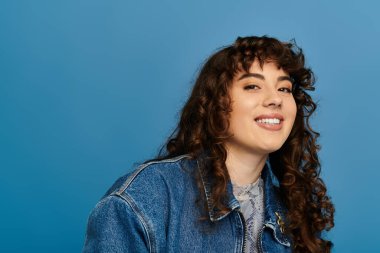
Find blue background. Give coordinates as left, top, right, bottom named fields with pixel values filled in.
left=1, top=0, right=379, bottom=252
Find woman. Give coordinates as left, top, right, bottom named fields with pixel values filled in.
left=83, top=36, right=334, bottom=253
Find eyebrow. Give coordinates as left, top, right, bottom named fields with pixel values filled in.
left=238, top=73, right=294, bottom=83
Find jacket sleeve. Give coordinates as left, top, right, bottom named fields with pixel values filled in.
left=82, top=195, right=150, bottom=253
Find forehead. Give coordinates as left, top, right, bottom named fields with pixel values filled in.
left=250, top=60, right=286, bottom=73
left=235, top=60, right=289, bottom=80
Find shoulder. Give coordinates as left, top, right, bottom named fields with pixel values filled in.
left=83, top=154, right=199, bottom=252
left=107, top=154, right=196, bottom=196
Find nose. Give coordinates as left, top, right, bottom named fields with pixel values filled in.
left=263, top=89, right=282, bottom=108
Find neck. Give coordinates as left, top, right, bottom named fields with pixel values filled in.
left=225, top=145, right=268, bottom=186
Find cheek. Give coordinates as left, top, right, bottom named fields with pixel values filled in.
left=291, top=100, right=297, bottom=115
left=231, top=101, right=255, bottom=122
left=289, top=100, right=298, bottom=124
left=282, top=98, right=297, bottom=126
left=229, top=100, right=254, bottom=129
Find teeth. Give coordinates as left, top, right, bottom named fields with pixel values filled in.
left=256, top=118, right=281, bottom=124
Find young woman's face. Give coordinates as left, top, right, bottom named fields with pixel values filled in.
left=225, top=60, right=297, bottom=155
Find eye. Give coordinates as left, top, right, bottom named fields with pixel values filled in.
left=278, top=87, right=292, bottom=93
left=244, top=84, right=260, bottom=90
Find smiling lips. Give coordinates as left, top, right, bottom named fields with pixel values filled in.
left=254, top=113, right=284, bottom=131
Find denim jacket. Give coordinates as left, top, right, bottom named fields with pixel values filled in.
left=83, top=154, right=292, bottom=253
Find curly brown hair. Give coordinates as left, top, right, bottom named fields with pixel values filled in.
left=153, top=35, right=334, bottom=253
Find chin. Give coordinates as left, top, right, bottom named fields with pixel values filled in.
left=259, top=144, right=284, bottom=154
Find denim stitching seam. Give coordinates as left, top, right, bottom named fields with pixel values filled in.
left=116, top=154, right=191, bottom=195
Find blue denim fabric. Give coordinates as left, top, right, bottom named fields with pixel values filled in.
left=83, top=154, right=292, bottom=253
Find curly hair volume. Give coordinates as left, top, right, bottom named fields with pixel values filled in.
left=153, top=35, right=335, bottom=253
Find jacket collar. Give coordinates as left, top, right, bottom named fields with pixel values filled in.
left=196, top=155, right=291, bottom=247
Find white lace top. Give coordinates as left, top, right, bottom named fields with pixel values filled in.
left=232, top=177, right=265, bottom=253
